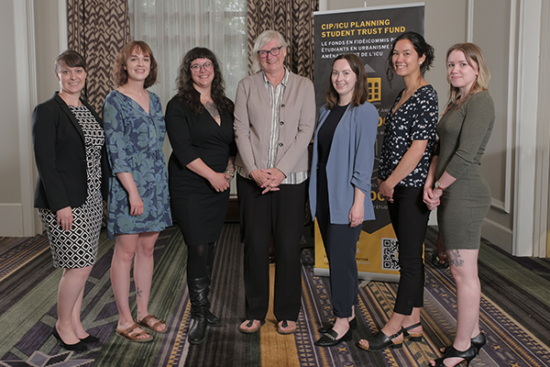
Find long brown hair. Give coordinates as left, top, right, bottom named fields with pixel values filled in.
left=325, top=54, right=369, bottom=110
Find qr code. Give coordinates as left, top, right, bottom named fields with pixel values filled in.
left=382, top=237, right=400, bottom=271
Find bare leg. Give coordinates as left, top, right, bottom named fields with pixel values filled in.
left=110, top=233, right=150, bottom=339
left=430, top=249, right=480, bottom=366
left=71, top=286, right=88, bottom=339
left=134, top=232, right=165, bottom=332
left=56, top=266, right=93, bottom=344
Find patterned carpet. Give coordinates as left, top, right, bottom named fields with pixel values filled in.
left=1, top=225, right=550, bottom=366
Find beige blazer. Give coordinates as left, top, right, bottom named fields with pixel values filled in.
left=234, top=71, right=316, bottom=178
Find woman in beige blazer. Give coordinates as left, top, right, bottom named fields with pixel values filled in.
left=234, top=30, right=316, bottom=335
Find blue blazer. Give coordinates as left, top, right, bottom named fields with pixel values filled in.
left=309, top=102, right=379, bottom=224
left=33, top=92, right=110, bottom=212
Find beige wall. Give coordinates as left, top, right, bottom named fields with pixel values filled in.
left=322, top=0, right=545, bottom=255
left=1, top=0, right=548, bottom=258
left=0, top=0, right=62, bottom=236
left=0, top=1, right=26, bottom=236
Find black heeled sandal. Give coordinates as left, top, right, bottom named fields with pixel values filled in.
left=402, top=322, right=423, bottom=342
left=318, top=317, right=357, bottom=333
left=357, top=329, right=403, bottom=351
left=52, top=327, right=87, bottom=351
left=79, top=334, right=100, bottom=343
left=432, top=345, right=476, bottom=367
left=441, top=332, right=486, bottom=355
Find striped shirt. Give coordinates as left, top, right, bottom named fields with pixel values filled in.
left=261, top=69, right=308, bottom=185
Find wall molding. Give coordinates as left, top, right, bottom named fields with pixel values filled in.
left=534, top=0, right=550, bottom=257
left=467, top=0, right=474, bottom=42
left=58, top=0, right=67, bottom=50
left=13, top=0, right=37, bottom=236
left=513, top=0, right=542, bottom=256
left=482, top=217, right=513, bottom=253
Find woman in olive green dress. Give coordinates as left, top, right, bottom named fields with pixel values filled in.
left=424, top=43, right=495, bottom=367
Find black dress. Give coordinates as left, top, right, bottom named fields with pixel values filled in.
left=165, top=96, right=236, bottom=246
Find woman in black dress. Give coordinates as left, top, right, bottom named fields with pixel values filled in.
left=33, top=50, right=108, bottom=351
left=165, top=47, right=236, bottom=345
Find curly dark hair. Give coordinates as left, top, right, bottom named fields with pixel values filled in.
left=325, top=54, right=369, bottom=110
left=386, top=31, right=435, bottom=86
left=113, top=41, right=158, bottom=88
left=175, top=47, right=234, bottom=115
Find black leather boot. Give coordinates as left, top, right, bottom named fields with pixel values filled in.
left=205, top=265, right=220, bottom=326
left=188, top=277, right=209, bottom=344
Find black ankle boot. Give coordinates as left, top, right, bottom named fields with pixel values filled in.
left=188, top=277, right=209, bottom=344
left=205, top=265, right=220, bottom=326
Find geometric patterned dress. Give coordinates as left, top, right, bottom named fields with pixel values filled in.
left=38, top=105, right=104, bottom=268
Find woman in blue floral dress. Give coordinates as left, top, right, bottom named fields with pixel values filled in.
left=103, top=41, right=172, bottom=342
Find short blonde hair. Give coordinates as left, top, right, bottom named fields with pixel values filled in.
left=251, top=30, right=288, bottom=74
left=445, top=43, right=490, bottom=106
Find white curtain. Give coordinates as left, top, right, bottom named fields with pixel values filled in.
left=128, top=0, right=247, bottom=196
left=128, top=0, right=248, bottom=106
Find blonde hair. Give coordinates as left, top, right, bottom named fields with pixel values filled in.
left=445, top=43, right=490, bottom=108
left=251, top=30, right=288, bottom=74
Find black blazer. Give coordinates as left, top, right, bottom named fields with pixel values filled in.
left=33, top=92, right=110, bottom=212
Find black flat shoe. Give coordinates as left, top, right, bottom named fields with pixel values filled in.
left=441, top=332, right=486, bottom=355
left=318, top=317, right=357, bottom=333
left=432, top=345, right=476, bottom=367
left=357, top=329, right=403, bottom=351
left=315, top=328, right=352, bottom=347
left=52, top=327, right=87, bottom=351
left=402, top=322, right=423, bottom=342
left=80, top=334, right=100, bottom=343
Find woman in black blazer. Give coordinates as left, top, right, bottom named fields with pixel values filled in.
left=33, top=50, right=108, bottom=351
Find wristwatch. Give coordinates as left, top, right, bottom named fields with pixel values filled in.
left=434, top=180, right=445, bottom=190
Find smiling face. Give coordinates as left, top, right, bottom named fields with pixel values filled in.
left=331, top=59, right=357, bottom=105
left=258, top=38, right=287, bottom=76
left=56, top=62, right=86, bottom=96
left=447, top=50, right=479, bottom=95
left=391, top=39, right=425, bottom=79
left=124, top=47, right=151, bottom=83
left=190, top=58, right=215, bottom=90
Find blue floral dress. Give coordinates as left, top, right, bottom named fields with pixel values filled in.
left=103, top=90, right=172, bottom=239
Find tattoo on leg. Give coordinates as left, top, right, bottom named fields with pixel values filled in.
left=447, top=250, right=464, bottom=267
left=136, top=287, right=143, bottom=298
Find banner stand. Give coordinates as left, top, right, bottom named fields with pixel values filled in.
left=312, top=5, right=425, bottom=282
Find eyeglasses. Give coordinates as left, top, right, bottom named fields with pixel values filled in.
left=257, top=46, right=284, bottom=59
left=190, top=62, right=213, bottom=73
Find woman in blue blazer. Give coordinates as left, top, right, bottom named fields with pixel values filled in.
left=309, top=54, right=379, bottom=347
left=33, top=50, right=109, bottom=351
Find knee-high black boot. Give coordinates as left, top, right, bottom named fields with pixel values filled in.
left=188, top=277, right=209, bottom=344
left=206, top=265, right=221, bottom=326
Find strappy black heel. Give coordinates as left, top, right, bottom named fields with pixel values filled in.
left=432, top=345, right=476, bottom=367
left=441, top=332, right=486, bottom=355
left=402, top=322, right=423, bottom=342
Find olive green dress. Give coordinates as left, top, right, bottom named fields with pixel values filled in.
left=435, top=91, right=495, bottom=249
